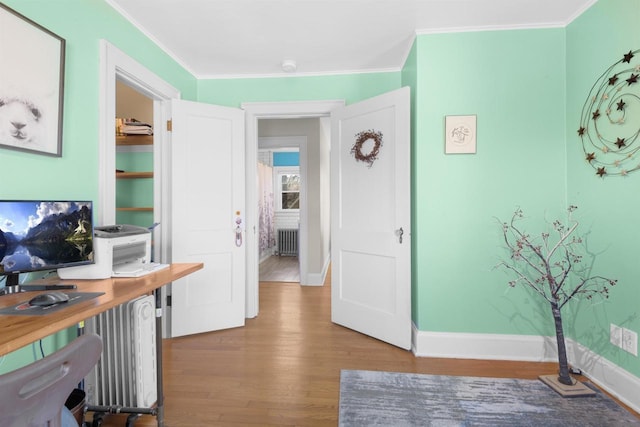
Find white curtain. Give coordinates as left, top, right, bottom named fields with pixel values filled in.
left=258, top=162, right=275, bottom=257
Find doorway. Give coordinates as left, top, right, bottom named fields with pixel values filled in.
left=99, top=40, right=180, bottom=336
left=257, top=133, right=305, bottom=283
left=243, top=101, right=344, bottom=318
left=246, top=89, right=411, bottom=349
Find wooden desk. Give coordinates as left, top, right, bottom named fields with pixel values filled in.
left=0, top=263, right=201, bottom=356
left=0, top=262, right=202, bottom=427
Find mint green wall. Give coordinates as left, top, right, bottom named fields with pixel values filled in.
left=412, top=29, right=567, bottom=335
left=566, top=0, right=640, bottom=377
left=0, top=0, right=196, bottom=373
left=197, top=73, right=401, bottom=107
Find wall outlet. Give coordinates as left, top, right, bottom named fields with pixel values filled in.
left=610, top=324, right=623, bottom=348
left=622, top=328, right=638, bottom=357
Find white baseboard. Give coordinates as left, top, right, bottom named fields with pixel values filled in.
left=304, top=255, right=330, bottom=286
left=412, top=326, right=558, bottom=361
left=305, top=274, right=324, bottom=286
left=568, top=339, right=640, bottom=414
left=412, top=325, right=640, bottom=413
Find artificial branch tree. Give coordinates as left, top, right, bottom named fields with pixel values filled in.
left=497, top=206, right=617, bottom=386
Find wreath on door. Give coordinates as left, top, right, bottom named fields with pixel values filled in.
left=351, top=129, right=383, bottom=168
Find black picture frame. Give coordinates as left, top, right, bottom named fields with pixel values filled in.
left=0, top=3, right=65, bottom=157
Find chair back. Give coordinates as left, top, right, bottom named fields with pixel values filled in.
left=0, top=333, right=102, bottom=427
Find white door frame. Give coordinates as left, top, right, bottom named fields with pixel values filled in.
left=243, top=100, right=344, bottom=318
left=99, top=40, right=180, bottom=335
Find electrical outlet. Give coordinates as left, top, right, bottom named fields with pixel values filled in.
left=622, top=328, right=638, bottom=356
left=610, top=324, right=623, bottom=348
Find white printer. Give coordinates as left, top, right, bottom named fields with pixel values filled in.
left=58, top=224, right=156, bottom=280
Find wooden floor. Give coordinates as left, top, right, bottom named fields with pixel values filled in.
left=90, top=273, right=639, bottom=426
left=259, top=255, right=300, bottom=282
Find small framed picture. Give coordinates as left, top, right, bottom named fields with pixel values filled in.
left=445, top=115, right=476, bottom=154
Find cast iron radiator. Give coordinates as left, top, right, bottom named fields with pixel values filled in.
left=277, top=228, right=299, bottom=256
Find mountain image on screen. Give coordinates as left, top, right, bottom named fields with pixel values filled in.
left=0, top=201, right=93, bottom=274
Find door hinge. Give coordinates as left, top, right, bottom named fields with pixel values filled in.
left=166, top=119, right=172, bottom=131
left=166, top=295, right=172, bottom=307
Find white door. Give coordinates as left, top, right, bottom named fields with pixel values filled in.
left=330, top=87, right=411, bottom=349
left=169, top=99, right=245, bottom=337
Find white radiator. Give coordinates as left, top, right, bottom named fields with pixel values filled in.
left=278, top=228, right=298, bottom=256
left=84, top=294, right=157, bottom=408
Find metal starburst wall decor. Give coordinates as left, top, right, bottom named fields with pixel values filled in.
left=578, top=49, right=640, bottom=177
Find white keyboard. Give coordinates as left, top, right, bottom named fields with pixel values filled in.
left=112, top=262, right=170, bottom=278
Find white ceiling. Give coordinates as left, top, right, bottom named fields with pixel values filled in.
left=106, top=0, right=595, bottom=79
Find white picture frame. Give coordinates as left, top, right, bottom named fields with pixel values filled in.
left=445, top=115, right=476, bottom=154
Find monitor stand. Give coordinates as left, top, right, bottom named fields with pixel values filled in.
left=0, top=273, right=76, bottom=296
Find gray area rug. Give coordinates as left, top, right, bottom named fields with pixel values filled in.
left=339, top=370, right=640, bottom=426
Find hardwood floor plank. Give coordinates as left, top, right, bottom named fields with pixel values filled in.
left=88, top=275, right=639, bottom=426
left=259, top=256, right=300, bottom=282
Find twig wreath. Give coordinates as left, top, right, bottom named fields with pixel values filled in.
left=351, top=129, right=383, bottom=168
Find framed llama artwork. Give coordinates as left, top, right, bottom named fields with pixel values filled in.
left=0, top=3, right=65, bottom=156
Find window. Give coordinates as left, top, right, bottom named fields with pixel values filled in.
left=275, top=167, right=300, bottom=211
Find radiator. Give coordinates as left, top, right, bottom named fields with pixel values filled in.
left=278, top=228, right=299, bottom=256
left=84, top=294, right=157, bottom=408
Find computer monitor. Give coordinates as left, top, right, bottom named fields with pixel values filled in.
left=0, top=200, right=94, bottom=291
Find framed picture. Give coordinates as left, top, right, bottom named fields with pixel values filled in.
left=445, top=115, right=476, bottom=154
left=0, top=3, right=65, bottom=157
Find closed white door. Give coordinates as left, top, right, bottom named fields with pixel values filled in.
left=169, top=99, right=245, bottom=337
left=330, top=87, right=411, bottom=349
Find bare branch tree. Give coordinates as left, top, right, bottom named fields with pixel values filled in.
left=496, top=206, right=617, bottom=385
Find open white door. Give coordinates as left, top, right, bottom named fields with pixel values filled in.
left=169, top=99, right=245, bottom=337
left=330, top=87, right=411, bottom=349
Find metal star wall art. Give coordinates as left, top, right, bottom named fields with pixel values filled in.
left=578, top=48, right=640, bottom=177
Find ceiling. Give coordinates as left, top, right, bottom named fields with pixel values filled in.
left=106, top=0, right=595, bottom=79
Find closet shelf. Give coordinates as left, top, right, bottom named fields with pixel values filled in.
left=116, top=207, right=153, bottom=212
left=116, top=135, right=153, bottom=146
left=116, top=171, right=153, bottom=179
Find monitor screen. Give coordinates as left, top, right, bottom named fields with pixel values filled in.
left=0, top=201, right=94, bottom=286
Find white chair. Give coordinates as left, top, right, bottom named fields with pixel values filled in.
left=0, top=333, right=103, bottom=427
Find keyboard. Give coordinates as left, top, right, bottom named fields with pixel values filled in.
left=112, top=262, right=170, bottom=278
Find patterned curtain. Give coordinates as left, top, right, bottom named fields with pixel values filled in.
left=258, top=162, right=275, bottom=257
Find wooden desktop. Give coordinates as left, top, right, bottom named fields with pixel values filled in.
left=0, top=262, right=203, bottom=427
